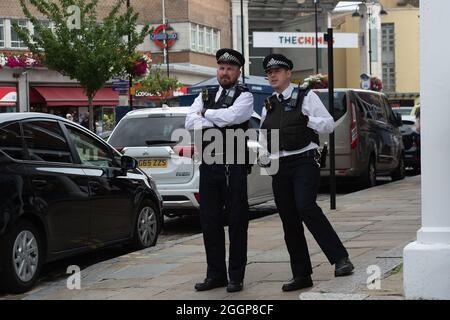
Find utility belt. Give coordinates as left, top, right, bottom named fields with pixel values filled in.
left=279, top=149, right=318, bottom=163
left=278, top=144, right=328, bottom=168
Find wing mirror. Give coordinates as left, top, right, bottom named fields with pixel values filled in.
left=121, top=155, right=138, bottom=170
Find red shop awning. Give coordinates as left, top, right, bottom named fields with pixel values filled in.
left=31, top=86, right=119, bottom=107
left=0, top=87, right=17, bottom=107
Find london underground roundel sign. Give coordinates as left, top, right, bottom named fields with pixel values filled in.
left=150, top=24, right=178, bottom=49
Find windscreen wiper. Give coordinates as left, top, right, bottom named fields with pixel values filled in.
left=145, top=140, right=177, bottom=146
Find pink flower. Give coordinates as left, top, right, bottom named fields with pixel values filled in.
left=134, top=60, right=147, bottom=76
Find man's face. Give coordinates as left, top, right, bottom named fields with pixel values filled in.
left=266, top=68, right=291, bottom=91
left=217, top=63, right=241, bottom=88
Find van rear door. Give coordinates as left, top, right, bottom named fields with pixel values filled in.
left=314, top=90, right=351, bottom=171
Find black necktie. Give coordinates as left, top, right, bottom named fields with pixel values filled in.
left=217, top=89, right=227, bottom=104
left=279, top=94, right=291, bottom=110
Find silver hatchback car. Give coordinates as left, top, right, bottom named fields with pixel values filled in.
left=108, top=106, right=274, bottom=216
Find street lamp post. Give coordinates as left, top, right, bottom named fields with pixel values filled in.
left=314, top=0, right=319, bottom=74
left=368, top=6, right=372, bottom=75
left=127, top=0, right=133, bottom=110
left=352, top=1, right=387, bottom=76
left=240, top=0, right=245, bottom=84
left=162, top=0, right=170, bottom=77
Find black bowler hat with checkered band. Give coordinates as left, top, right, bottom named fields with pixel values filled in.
left=263, top=54, right=294, bottom=72
left=216, top=48, right=245, bottom=67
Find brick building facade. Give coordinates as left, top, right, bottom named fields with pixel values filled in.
left=0, top=0, right=233, bottom=121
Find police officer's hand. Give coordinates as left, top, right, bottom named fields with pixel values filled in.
left=297, top=113, right=309, bottom=126
left=257, top=153, right=271, bottom=168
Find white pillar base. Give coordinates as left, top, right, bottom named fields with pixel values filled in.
left=403, top=241, right=450, bottom=300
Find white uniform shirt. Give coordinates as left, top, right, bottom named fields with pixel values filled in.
left=260, top=84, right=335, bottom=159
left=185, top=86, right=254, bottom=130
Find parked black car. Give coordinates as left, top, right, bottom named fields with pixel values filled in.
left=399, top=115, right=421, bottom=173
left=0, top=113, right=163, bottom=293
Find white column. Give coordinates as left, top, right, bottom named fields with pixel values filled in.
left=358, top=3, right=369, bottom=76
left=17, top=71, right=29, bottom=113
left=358, top=2, right=382, bottom=78
left=231, top=0, right=250, bottom=76
left=403, top=0, right=450, bottom=300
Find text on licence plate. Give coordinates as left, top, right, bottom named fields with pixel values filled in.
left=138, top=159, right=168, bottom=168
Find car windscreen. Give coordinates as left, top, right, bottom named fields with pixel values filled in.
left=400, top=120, right=416, bottom=133
left=108, top=115, right=188, bottom=147
left=315, top=92, right=347, bottom=121
left=393, top=108, right=412, bottom=116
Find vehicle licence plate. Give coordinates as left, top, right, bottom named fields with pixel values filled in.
left=138, top=159, right=168, bottom=168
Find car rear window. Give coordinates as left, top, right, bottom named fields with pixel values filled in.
left=108, top=115, right=188, bottom=147
left=315, top=91, right=347, bottom=121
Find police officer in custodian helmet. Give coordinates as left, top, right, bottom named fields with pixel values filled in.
left=260, top=53, right=354, bottom=291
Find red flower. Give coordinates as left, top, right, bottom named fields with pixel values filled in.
left=370, top=77, right=383, bottom=92
left=134, top=60, right=147, bottom=76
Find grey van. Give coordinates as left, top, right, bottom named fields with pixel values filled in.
left=314, top=89, right=405, bottom=187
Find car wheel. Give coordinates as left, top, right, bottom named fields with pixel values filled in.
left=360, top=156, right=376, bottom=188
left=0, top=219, right=43, bottom=294
left=133, top=201, right=160, bottom=250
left=391, top=156, right=406, bottom=181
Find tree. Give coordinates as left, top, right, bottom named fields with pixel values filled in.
left=14, top=0, right=150, bottom=130
left=137, top=66, right=182, bottom=105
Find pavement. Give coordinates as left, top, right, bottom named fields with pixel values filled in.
left=3, top=176, right=421, bottom=300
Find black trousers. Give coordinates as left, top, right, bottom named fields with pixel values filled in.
left=199, top=163, right=249, bottom=282
left=272, top=154, right=348, bottom=277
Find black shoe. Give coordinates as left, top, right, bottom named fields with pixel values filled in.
left=282, top=276, right=313, bottom=292
left=226, top=281, right=243, bottom=293
left=335, top=257, right=354, bottom=277
left=195, top=278, right=228, bottom=291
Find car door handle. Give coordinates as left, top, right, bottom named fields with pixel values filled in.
left=32, top=179, right=48, bottom=188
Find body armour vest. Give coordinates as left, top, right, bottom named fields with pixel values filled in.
left=201, top=84, right=250, bottom=165
left=261, top=89, right=319, bottom=154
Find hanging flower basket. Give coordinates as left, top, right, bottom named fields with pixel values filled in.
left=126, top=52, right=152, bottom=78
left=370, top=76, right=383, bottom=92
left=0, top=52, right=41, bottom=69
left=302, top=74, right=328, bottom=89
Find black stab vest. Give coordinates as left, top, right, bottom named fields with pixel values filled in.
left=201, top=85, right=250, bottom=165
left=261, top=89, right=319, bottom=153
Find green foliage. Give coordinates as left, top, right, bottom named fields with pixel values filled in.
left=14, top=0, right=150, bottom=129
left=137, top=65, right=182, bottom=102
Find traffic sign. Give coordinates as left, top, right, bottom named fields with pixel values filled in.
left=112, top=87, right=129, bottom=92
